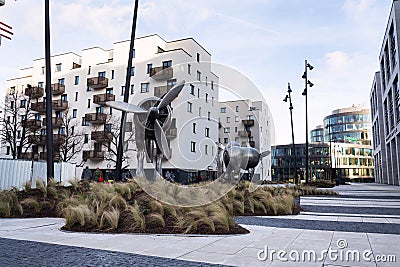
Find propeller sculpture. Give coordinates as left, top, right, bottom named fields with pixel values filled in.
left=222, top=141, right=270, bottom=181
left=107, top=80, right=185, bottom=178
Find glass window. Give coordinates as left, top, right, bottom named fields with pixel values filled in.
left=187, top=102, right=192, bottom=113
left=141, top=83, right=149, bottom=93
left=220, top=107, right=226, bottom=113
left=191, top=141, right=196, bottom=152
left=74, top=76, right=79, bottom=85
left=55, top=63, right=62, bottom=72
left=73, top=109, right=77, bottom=118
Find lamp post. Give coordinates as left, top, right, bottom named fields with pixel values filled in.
left=283, top=83, right=298, bottom=184
left=115, top=0, right=139, bottom=181
left=325, top=123, right=333, bottom=182
left=301, top=60, right=314, bottom=184
left=44, top=0, right=54, bottom=181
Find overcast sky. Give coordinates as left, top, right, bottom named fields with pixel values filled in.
left=0, top=0, right=393, bottom=145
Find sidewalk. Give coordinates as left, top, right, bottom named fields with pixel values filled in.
left=0, top=183, right=399, bottom=266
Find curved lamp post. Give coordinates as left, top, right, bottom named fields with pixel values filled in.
left=301, top=60, right=314, bottom=184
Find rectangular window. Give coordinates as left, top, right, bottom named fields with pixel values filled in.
left=141, top=83, right=149, bottom=93
left=98, top=71, right=106, bottom=77
left=84, top=134, right=89, bottom=143
left=193, top=123, right=196, bottom=133
left=10, top=101, right=14, bottom=109
left=224, top=127, right=230, bottom=133
left=211, top=81, right=214, bottom=90
left=162, top=60, right=172, bottom=68
left=187, top=102, right=193, bottom=113
left=227, top=117, right=230, bottom=123
left=235, top=127, right=238, bottom=133
left=130, top=67, right=135, bottom=76
left=197, top=88, right=200, bottom=98
left=74, top=76, right=79, bottom=85
left=220, top=107, right=226, bottom=113
left=111, top=70, right=115, bottom=79
left=205, top=127, right=210, bottom=137
left=147, top=64, right=152, bottom=74
left=61, top=94, right=67, bottom=101
left=38, top=82, right=44, bottom=88
left=20, top=100, right=26, bottom=108
left=82, top=117, right=89, bottom=126
left=208, top=111, right=211, bottom=121
left=235, top=116, right=239, bottom=122
left=58, top=78, right=65, bottom=85
left=75, top=92, right=78, bottom=101
left=73, top=109, right=77, bottom=118
left=188, top=64, right=191, bottom=74
left=59, top=127, right=66, bottom=135
left=235, top=106, right=239, bottom=112
left=88, top=66, right=91, bottom=75
left=191, top=141, right=196, bottom=153
left=224, top=138, right=228, bottom=144
left=17, top=130, right=21, bottom=139
left=121, top=86, right=125, bottom=96
left=196, top=53, right=200, bottom=62
left=197, top=71, right=201, bottom=81
left=190, top=84, right=195, bottom=95
left=205, top=93, right=208, bottom=103
left=212, top=97, right=214, bottom=106
left=41, top=67, right=45, bottom=75
left=87, top=99, right=91, bottom=108
left=55, top=63, right=62, bottom=72
left=130, top=84, right=135, bottom=94
left=205, top=145, right=208, bottom=155
left=6, top=146, right=10, bottom=155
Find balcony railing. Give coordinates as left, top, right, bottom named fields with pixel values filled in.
left=53, top=134, right=66, bottom=144
left=40, top=151, right=60, bottom=162
left=242, top=119, right=255, bottom=127
left=91, top=130, right=113, bottom=143
left=238, top=130, right=251, bottom=137
left=25, top=86, right=44, bottom=98
left=149, top=66, right=173, bottom=80
left=87, top=76, right=109, bottom=89
left=22, top=119, right=42, bottom=130
left=28, top=134, right=65, bottom=145
left=20, top=152, right=39, bottom=161
left=31, top=102, right=46, bottom=113
left=43, top=117, right=63, bottom=128
left=166, top=128, right=177, bottom=139
left=28, top=135, right=42, bottom=144
left=52, top=99, right=68, bottom=111
left=83, top=150, right=105, bottom=161
left=93, top=93, right=115, bottom=105
left=52, top=83, right=65, bottom=96
left=85, top=113, right=107, bottom=124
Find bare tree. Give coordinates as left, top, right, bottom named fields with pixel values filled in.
left=0, top=86, right=39, bottom=159
left=58, top=108, right=85, bottom=163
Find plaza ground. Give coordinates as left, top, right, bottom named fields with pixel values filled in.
left=0, top=183, right=399, bottom=266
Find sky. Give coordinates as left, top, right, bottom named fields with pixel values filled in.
left=0, top=0, right=394, bottom=145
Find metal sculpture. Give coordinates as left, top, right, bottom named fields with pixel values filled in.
left=222, top=141, right=270, bottom=180
left=107, top=81, right=185, bottom=178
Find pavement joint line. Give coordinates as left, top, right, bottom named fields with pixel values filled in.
left=0, top=222, right=59, bottom=231
left=176, top=236, right=230, bottom=258
left=301, top=212, right=400, bottom=219
left=365, top=233, right=378, bottom=267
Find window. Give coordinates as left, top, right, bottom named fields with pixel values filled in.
left=74, top=76, right=79, bottom=85
left=227, top=117, right=230, bottom=123
left=61, top=94, right=67, bottom=101
left=197, top=71, right=201, bottom=81
left=88, top=66, right=91, bottom=75
left=190, top=84, right=195, bottom=95
left=130, top=84, right=135, bottom=94
left=235, top=116, right=239, bottom=122
left=87, top=99, right=91, bottom=108
left=98, top=71, right=106, bottom=78
left=16, top=130, right=21, bottom=139
left=7, top=116, right=10, bottom=123
left=205, top=127, right=210, bottom=137
left=224, top=127, right=230, bottom=133
left=110, top=107, right=112, bottom=115
left=188, top=64, right=191, bottom=74
left=6, top=146, right=10, bottom=155
left=20, top=100, right=26, bottom=108
left=147, top=64, right=152, bottom=74
left=10, top=101, right=14, bottom=109
left=58, top=78, right=65, bottom=85
left=130, top=67, right=135, bottom=76
left=224, top=138, right=228, bottom=144
left=55, top=63, right=62, bottom=72
left=199, top=107, right=202, bottom=117
left=212, top=97, right=214, bottom=106
left=235, top=106, right=239, bottom=112
left=205, top=93, right=208, bottom=103
left=191, top=141, right=196, bottom=153
left=82, top=117, right=89, bottom=126
left=84, top=134, right=89, bottom=143
left=111, top=70, right=115, bottom=79
left=41, top=67, right=45, bottom=75
left=38, top=82, right=44, bottom=88
left=208, top=111, right=211, bottom=121
left=132, top=49, right=135, bottom=58
left=60, top=127, right=66, bottom=135
left=141, top=83, right=149, bottom=93
left=197, top=88, right=200, bottom=98
left=121, top=86, right=125, bottom=96
left=73, top=109, right=77, bottom=118
left=206, top=77, right=208, bottom=86
left=193, top=123, right=196, bottom=133
left=167, top=79, right=176, bottom=88
left=220, top=107, right=226, bottom=113
left=187, top=102, right=193, bottom=113
left=75, top=92, right=78, bottom=101
left=235, top=127, right=238, bottom=133
left=205, top=145, right=208, bottom=155
left=197, top=53, right=200, bottom=62
left=211, top=81, right=214, bottom=90
left=162, top=60, right=172, bottom=68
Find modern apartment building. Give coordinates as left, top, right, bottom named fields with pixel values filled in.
left=1, top=34, right=220, bottom=181
left=370, top=0, right=400, bottom=185
left=218, top=100, right=273, bottom=181
left=310, top=125, right=324, bottom=143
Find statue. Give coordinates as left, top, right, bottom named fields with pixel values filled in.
left=107, top=81, right=185, bottom=178
left=222, top=141, right=270, bottom=181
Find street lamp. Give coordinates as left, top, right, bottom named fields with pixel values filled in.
left=283, top=83, right=298, bottom=184
left=301, top=60, right=314, bottom=184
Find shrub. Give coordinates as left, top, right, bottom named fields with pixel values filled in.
left=21, top=198, right=40, bottom=213
left=100, top=207, right=120, bottom=230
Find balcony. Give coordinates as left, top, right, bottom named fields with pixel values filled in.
left=85, top=113, right=107, bottom=124
left=31, top=102, right=46, bottom=113
left=53, top=134, right=66, bottom=145
left=52, top=99, right=68, bottom=111
left=87, top=76, right=109, bottom=89
left=241, top=141, right=255, bottom=148
left=93, top=93, right=115, bottom=105
left=91, top=130, right=113, bottom=143
left=242, top=119, right=255, bottom=127
left=83, top=150, right=104, bottom=161
left=166, top=128, right=177, bottom=139
left=20, top=152, right=39, bottom=161
left=40, top=152, right=60, bottom=162
left=22, top=119, right=42, bottom=130
left=25, top=86, right=44, bottom=98
left=150, top=66, right=173, bottom=80
left=28, top=134, right=65, bottom=145
left=28, top=135, right=43, bottom=144
left=238, top=130, right=251, bottom=137
left=43, top=117, right=63, bottom=128
left=154, top=85, right=169, bottom=98
left=52, top=83, right=65, bottom=96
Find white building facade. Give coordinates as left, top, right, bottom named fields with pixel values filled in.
left=1, top=34, right=219, bottom=182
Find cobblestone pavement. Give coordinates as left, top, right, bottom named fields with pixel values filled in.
left=0, top=237, right=230, bottom=267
